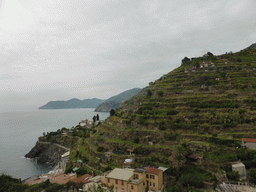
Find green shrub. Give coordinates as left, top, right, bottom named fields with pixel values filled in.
left=97, top=146, right=104, bottom=152
left=165, top=133, right=177, bottom=140
left=249, top=168, right=256, bottom=184
left=103, top=165, right=112, bottom=172
left=239, top=109, right=246, bottom=115
left=147, top=90, right=152, bottom=97
left=133, top=137, right=140, bottom=143
left=180, top=174, right=203, bottom=188
left=167, top=109, right=178, bottom=115
left=159, top=124, right=166, bottom=130
left=227, top=171, right=240, bottom=181
left=157, top=90, right=164, bottom=96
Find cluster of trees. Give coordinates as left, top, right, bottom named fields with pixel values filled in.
left=93, top=114, right=100, bottom=122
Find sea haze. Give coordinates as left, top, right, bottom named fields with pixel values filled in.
left=0, top=108, right=109, bottom=180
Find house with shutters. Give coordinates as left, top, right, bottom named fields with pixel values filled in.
left=101, top=167, right=164, bottom=192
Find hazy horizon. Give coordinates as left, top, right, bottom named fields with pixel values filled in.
left=1, top=0, right=255, bottom=111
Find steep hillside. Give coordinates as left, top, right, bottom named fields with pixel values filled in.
left=109, top=47, right=256, bottom=133
left=76, top=47, right=256, bottom=190
left=105, top=88, right=141, bottom=103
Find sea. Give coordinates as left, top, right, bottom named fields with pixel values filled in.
left=0, top=108, right=109, bottom=180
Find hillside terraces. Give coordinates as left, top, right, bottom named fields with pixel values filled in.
left=31, top=46, right=256, bottom=191
left=86, top=47, right=256, bottom=189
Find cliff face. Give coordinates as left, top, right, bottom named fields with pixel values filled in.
left=94, top=101, right=121, bottom=112
left=25, top=142, right=68, bottom=167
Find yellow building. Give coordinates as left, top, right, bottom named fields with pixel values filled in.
left=102, top=167, right=164, bottom=192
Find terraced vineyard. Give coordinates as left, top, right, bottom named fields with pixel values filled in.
left=66, top=46, right=256, bottom=190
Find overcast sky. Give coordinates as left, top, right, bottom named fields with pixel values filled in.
left=0, top=0, right=255, bottom=111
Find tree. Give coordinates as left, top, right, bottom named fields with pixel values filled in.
left=157, top=90, right=164, bottom=97
left=249, top=168, right=256, bottom=184
left=181, top=57, right=190, bottom=64
left=133, top=137, right=140, bottom=143
left=173, top=145, right=188, bottom=171
left=207, top=52, right=214, bottom=56
left=110, top=109, right=115, bottom=116
left=96, top=114, right=99, bottom=121
left=93, top=115, right=96, bottom=122
left=147, top=89, right=152, bottom=97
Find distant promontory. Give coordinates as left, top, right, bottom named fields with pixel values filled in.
left=38, top=88, right=141, bottom=111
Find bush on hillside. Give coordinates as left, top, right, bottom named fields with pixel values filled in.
left=133, top=137, right=140, bottom=143
left=165, top=133, right=177, bottom=141
left=147, top=90, right=152, bottom=97
left=97, top=146, right=104, bottom=152
left=227, top=171, right=240, bottom=181
left=157, top=90, right=164, bottom=96
left=180, top=174, right=203, bottom=188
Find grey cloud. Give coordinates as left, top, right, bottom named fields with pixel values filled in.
left=0, top=0, right=255, bottom=111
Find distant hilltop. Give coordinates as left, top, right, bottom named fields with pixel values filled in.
left=38, top=88, right=141, bottom=111
left=38, top=98, right=104, bottom=109
left=94, top=88, right=142, bottom=112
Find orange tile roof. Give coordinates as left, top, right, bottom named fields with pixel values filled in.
left=242, top=138, right=256, bottom=143
left=71, top=174, right=91, bottom=184
left=146, top=167, right=161, bottom=175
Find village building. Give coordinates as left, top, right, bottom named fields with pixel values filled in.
left=101, top=167, right=164, bottom=192
left=45, top=169, right=77, bottom=184
left=124, top=159, right=133, bottom=168
left=79, top=119, right=89, bottom=127
left=188, top=154, right=202, bottom=163
left=84, top=176, right=103, bottom=191
left=26, top=176, right=48, bottom=185
left=242, top=138, right=256, bottom=150
left=71, top=174, right=91, bottom=184
left=126, top=149, right=134, bottom=156
left=232, top=162, right=246, bottom=180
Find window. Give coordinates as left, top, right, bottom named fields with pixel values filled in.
left=150, top=182, right=155, bottom=187
left=134, top=174, right=138, bottom=179
left=146, top=174, right=149, bottom=178
left=150, top=175, right=155, bottom=179
left=121, top=180, right=124, bottom=185
left=116, top=179, right=118, bottom=184
left=108, top=178, right=110, bottom=183
left=131, top=185, right=134, bottom=189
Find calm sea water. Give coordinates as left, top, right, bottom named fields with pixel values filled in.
left=0, top=108, right=109, bottom=180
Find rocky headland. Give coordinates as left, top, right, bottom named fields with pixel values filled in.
left=25, top=142, right=69, bottom=167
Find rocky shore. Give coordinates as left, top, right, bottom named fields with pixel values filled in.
left=25, top=142, right=68, bottom=167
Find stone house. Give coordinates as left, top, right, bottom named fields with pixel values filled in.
left=242, top=138, right=256, bottom=150
left=232, top=162, right=246, bottom=180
